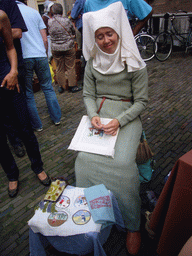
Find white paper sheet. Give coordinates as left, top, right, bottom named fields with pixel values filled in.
left=68, top=115, right=119, bottom=158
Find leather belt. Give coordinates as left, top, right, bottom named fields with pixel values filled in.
left=97, top=97, right=132, bottom=114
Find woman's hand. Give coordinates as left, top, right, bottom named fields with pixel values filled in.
left=0, top=12, right=19, bottom=92
left=102, top=119, right=120, bottom=136
left=1, top=70, right=20, bottom=92
left=91, top=116, right=103, bottom=130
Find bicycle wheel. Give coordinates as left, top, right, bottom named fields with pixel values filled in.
left=135, top=34, right=156, bottom=61
left=155, top=32, right=173, bottom=61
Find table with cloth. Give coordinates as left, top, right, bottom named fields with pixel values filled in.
left=29, top=184, right=125, bottom=256
left=148, top=150, right=192, bottom=256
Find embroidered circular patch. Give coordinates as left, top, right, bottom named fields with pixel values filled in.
left=48, top=212, right=68, bottom=227
left=74, top=195, right=87, bottom=207
left=56, top=196, right=70, bottom=209
left=72, top=210, right=91, bottom=225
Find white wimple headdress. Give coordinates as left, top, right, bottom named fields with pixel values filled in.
left=82, top=1, right=146, bottom=74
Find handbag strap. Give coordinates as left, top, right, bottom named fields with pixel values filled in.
left=140, top=130, right=145, bottom=142
left=53, top=17, right=74, bottom=39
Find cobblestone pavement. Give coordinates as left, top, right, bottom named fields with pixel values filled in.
left=0, top=51, right=192, bottom=256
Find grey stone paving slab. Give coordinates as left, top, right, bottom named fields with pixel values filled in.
left=0, top=51, right=192, bottom=255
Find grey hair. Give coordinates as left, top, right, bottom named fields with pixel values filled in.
left=52, top=3, right=63, bottom=15
left=44, top=1, right=53, bottom=13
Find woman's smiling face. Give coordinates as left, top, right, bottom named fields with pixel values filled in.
left=95, top=27, right=119, bottom=54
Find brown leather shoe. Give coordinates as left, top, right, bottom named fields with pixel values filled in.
left=126, top=231, right=141, bottom=255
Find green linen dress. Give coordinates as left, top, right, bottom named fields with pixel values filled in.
left=75, top=59, right=148, bottom=231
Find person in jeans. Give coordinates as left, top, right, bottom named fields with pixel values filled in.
left=0, top=8, right=51, bottom=198
left=48, top=3, right=82, bottom=93
left=17, top=0, right=61, bottom=131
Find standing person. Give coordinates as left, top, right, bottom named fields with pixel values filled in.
left=75, top=2, right=148, bottom=255
left=48, top=3, right=82, bottom=93
left=84, top=0, right=153, bottom=36
left=0, top=0, right=28, bottom=157
left=71, top=0, right=86, bottom=50
left=42, top=1, right=54, bottom=61
left=16, top=0, right=61, bottom=131
left=0, top=9, right=51, bottom=198
left=71, top=0, right=86, bottom=35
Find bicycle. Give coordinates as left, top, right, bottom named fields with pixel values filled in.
left=135, top=31, right=157, bottom=61
left=155, top=11, right=192, bottom=61
left=131, top=16, right=157, bottom=62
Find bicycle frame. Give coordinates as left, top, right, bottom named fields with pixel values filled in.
left=155, top=12, right=192, bottom=61
left=168, top=15, right=192, bottom=50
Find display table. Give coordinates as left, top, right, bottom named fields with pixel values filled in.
left=149, top=150, right=192, bottom=256
left=29, top=192, right=125, bottom=256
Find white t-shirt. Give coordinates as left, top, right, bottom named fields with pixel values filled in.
left=17, top=1, right=47, bottom=59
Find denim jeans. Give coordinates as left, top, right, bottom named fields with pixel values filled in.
left=24, top=57, right=61, bottom=129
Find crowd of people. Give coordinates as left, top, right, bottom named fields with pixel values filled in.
left=0, top=0, right=154, bottom=255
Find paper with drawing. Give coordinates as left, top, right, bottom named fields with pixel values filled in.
left=68, top=115, right=119, bottom=158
